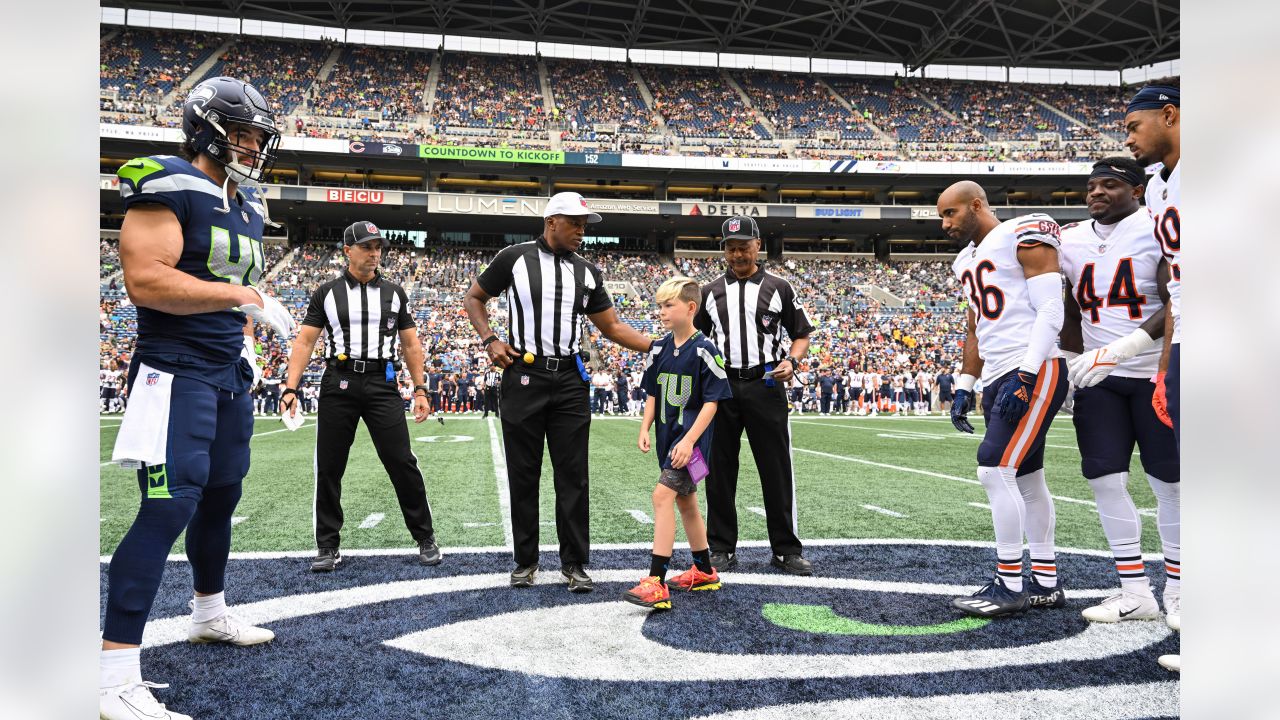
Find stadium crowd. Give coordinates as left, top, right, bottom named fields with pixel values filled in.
left=308, top=46, right=432, bottom=121
left=431, top=53, right=547, bottom=131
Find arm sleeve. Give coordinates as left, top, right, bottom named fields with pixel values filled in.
left=476, top=245, right=520, bottom=297
left=396, top=286, right=415, bottom=330
left=302, top=286, right=327, bottom=328
left=583, top=266, right=613, bottom=315
left=780, top=282, right=816, bottom=339
left=1019, top=272, right=1066, bottom=373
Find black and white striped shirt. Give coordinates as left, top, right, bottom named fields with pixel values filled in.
left=476, top=237, right=612, bottom=356
left=694, top=265, right=815, bottom=369
left=302, top=270, right=416, bottom=360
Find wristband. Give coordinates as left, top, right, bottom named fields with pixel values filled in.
left=414, top=384, right=429, bottom=394
left=787, top=356, right=802, bottom=367
left=281, top=387, right=298, bottom=397
left=955, top=373, right=978, bottom=393
left=482, top=335, right=499, bottom=347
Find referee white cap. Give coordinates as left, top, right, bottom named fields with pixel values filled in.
left=543, top=191, right=602, bottom=223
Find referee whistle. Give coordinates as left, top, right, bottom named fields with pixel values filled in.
left=522, top=352, right=535, bottom=365
left=337, top=353, right=347, bottom=361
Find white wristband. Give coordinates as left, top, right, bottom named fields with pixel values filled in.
left=1107, top=328, right=1157, bottom=362
left=956, top=373, right=977, bottom=393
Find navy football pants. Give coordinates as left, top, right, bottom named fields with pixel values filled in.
left=1072, top=374, right=1179, bottom=482
left=978, top=359, right=1069, bottom=474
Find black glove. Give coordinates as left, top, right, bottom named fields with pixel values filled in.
left=951, top=389, right=974, bottom=434
left=994, top=370, right=1036, bottom=422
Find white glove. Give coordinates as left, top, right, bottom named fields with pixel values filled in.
left=242, top=335, right=263, bottom=387
left=236, top=285, right=297, bottom=339
left=1067, top=329, right=1156, bottom=388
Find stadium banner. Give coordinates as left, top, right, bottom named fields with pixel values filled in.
left=796, top=205, right=882, bottom=220
left=564, top=151, right=623, bottom=166
left=682, top=202, right=768, bottom=217
left=349, top=140, right=417, bottom=157
left=430, top=193, right=548, bottom=217
left=310, top=188, right=403, bottom=205
left=99, top=123, right=180, bottom=143
left=279, top=136, right=350, bottom=154
left=418, top=144, right=565, bottom=164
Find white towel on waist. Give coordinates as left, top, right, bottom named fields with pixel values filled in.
left=111, top=363, right=173, bottom=469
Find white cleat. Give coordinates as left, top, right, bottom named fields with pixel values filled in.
left=1158, top=654, right=1180, bottom=672
left=1081, top=590, right=1162, bottom=623
left=1163, top=590, right=1181, bottom=631
left=188, top=610, right=275, bottom=646
left=100, top=681, right=193, bottom=720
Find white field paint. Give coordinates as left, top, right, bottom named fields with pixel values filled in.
left=486, top=418, right=514, bottom=547
left=861, top=504, right=906, bottom=518
left=358, top=513, right=385, bottom=529
left=627, top=509, right=654, bottom=524
left=230, top=516, right=247, bottom=526
left=747, top=506, right=767, bottom=518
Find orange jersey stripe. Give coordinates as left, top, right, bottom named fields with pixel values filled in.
left=1000, top=361, right=1053, bottom=467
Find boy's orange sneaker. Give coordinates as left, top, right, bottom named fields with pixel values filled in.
left=671, top=565, right=722, bottom=591
left=623, top=576, right=672, bottom=610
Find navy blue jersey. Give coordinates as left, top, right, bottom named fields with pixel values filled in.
left=642, top=332, right=732, bottom=471
left=818, top=375, right=837, bottom=395
left=117, top=155, right=268, bottom=392
left=938, top=373, right=955, bottom=393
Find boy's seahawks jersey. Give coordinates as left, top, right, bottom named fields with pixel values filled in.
left=117, top=155, right=268, bottom=390
left=641, top=332, right=733, bottom=471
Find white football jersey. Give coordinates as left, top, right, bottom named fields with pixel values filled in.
left=1145, top=162, right=1180, bottom=343
left=952, top=213, right=1063, bottom=384
left=848, top=373, right=862, bottom=389
left=1060, top=211, right=1164, bottom=378
left=904, top=375, right=916, bottom=390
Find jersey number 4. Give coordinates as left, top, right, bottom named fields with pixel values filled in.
left=208, top=225, right=264, bottom=286
left=960, top=260, right=1005, bottom=320
left=1075, top=258, right=1146, bottom=323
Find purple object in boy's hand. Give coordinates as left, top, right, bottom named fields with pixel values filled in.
left=687, top=447, right=709, bottom=484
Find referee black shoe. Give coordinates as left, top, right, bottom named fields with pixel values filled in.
left=310, top=548, right=341, bottom=573
left=510, top=563, right=539, bottom=588
left=771, top=553, right=813, bottom=576
left=709, top=551, right=738, bottom=572
left=418, top=536, right=442, bottom=566
left=562, top=563, right=594, bottom=593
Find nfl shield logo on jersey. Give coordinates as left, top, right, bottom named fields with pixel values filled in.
left=339, top=379, right=349, bottom=390
left=520, top=375, right=530, bottom=386
left=387, top=317, right=395, bottom=330
left=761, top=315, right=773, bottom=328
left=242, top=210, right=250, bottom=223
left=145, top=372, right=159, bottom=386
left=728, top=218, right=741, bottom=234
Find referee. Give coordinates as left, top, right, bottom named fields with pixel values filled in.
left=694, top=215, right=815, bottom=575
left=281, top=220, right=440, bottom=572
left=463, top=192, right=655, bottom=591
left=481, top=362, right=501, bottom=418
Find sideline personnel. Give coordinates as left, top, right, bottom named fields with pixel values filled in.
left=463, top=191, right=655, bottom=591
left=282, top=220, right=440, bottom=572
left=694, top=215, right=816, bottom=575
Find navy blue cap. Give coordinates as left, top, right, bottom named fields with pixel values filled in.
left=1126, top=85, right=1179, bottom=114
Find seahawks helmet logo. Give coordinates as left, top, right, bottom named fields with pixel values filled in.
left=186, top=84, right=216, bottom=107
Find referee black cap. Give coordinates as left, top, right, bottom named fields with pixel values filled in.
left=344, top=220, right=385, bottom=246
left=721, top=215, right=760, bottom=242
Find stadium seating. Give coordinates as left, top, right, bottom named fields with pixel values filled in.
left=308, top=46, right=432, bottom=122
left=100, top=28, right=222, bottom=105
left=432, top=52, right=547, bottom=131
left=546, top=59, right=658, bottom=138
left=197, top=36, right=333, bottom=116
left=644, top=66, right=769, bottom=140
left=731, top=70, right=875, bottom=140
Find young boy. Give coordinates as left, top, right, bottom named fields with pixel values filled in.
left=626, top=277, right=733, bottom=611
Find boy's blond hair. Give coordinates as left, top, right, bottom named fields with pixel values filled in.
left=655, top=276, right=701, bottom=306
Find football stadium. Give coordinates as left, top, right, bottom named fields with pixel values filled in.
left=98, top=1, right=1181, bottom=718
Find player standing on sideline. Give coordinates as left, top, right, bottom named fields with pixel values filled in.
left=625, top=278, right=732, bottom=610
left=1124, top=83, right=1182, bottom=673
left=847, top=369, right=862, bottom=414
left=937, top=366, right=955, bottom=413
left=943, top=181, right=1070, bottom=618
left=102, top=77, right=296, bottom=720
left=1058, top=157, right=1180, bottom=627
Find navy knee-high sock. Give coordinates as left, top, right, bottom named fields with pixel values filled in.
left=186, top=482, right=243, bottom=595
left=103, top=497, right=199, bottom=645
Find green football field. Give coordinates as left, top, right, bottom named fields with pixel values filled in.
left=98, top=412, right=1163, bottom=556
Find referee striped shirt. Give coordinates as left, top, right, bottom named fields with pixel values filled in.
left=694, top=265, right=815, bottom=369
left=302, top=270, right=416, bottom=360
left=476, top=237, right=612, bottom=356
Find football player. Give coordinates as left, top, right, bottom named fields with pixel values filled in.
left=101, top=77, right=296, bottom=719
left=1059, top=157, right=1179, bottom=628
left=944, top=181, right=1070, bottom=617
left=1124, top=84, right=1182, bottom=673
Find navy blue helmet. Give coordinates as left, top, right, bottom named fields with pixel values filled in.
left=181, top=76, right=281, bottom=183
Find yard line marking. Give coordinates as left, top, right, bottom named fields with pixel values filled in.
left=793, top=420, right=1090, bottom=453
left=358, top=513, right=385, bottom=529
left=463, top=522, right=497, bottom=528
left=101, top=421, right=315, bottom=466
left=862, top=504, right=906, bottom=518
left=747, top=506, right=768, bottom=518
left=486, top=417, right=514, bottom=548
left=968, top=502, right=991, bottom=510
left=231, top=516, right=247, bottom=526
left=627, top=509, right=654, bottom=524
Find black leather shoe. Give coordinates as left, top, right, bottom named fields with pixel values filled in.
left=418, top=537, right=442, bottom=566
left=510, top=563, right=539, bottom=587
left=771, top=553, right=813, bottom=576
left=311, top=547, right=342, bottom=573
left=562, top=563, right=594, bottom=593
left=709, top=551, right=738, bottom=572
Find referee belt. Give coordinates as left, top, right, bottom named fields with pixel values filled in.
left=327, top=357, right=401, bottom=373
left=519, top=353, right=578, bottom=372
left=726, top=365, right=767, bottom=380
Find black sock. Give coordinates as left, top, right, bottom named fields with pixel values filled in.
left=650, top=554, right=671, bottom=584
left=691, top=548, right=712, bottom=574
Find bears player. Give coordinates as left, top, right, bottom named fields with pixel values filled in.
left=1059, top=157, right=1179, bottom=628
left=101, top=77, right=297, bottom=719
left=1124, top=83, right=1181, bottom=673
left=943, top=181, right=1070, bottom=617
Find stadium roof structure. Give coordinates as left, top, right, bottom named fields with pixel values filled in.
left=107, top=0, right=1178, bottom=71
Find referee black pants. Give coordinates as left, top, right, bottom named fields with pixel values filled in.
left=707, top=377, right=803, bottom=556
left=483, top=388, right=500, bottom=418
left=500, top=366, right=591, bottom=567
left=313, top=368, right=434, bottom=550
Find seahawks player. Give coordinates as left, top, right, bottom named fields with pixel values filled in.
left=101, top=77, right=296, bottom=720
